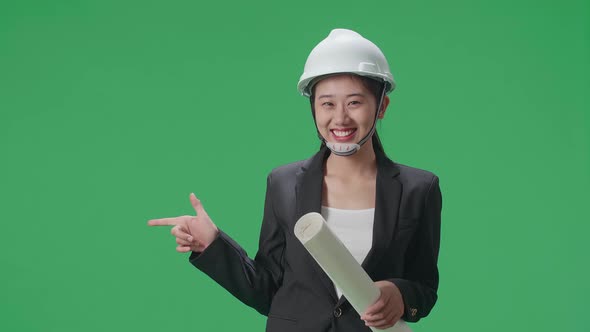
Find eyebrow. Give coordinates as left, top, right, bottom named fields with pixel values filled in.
left=317, top=93, right=366, bottom=99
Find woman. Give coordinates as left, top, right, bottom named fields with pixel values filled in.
left=149, top=29, right=442, bottom=332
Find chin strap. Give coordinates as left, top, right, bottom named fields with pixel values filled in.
left=310, top=83, right=387, bottom=156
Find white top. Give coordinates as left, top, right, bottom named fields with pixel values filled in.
left=320, top=206, right=375, bottom=299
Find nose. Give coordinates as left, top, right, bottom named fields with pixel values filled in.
left=334, top=103, right=349, bottom=124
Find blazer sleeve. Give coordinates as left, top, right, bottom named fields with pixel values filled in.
left=188, top=174, right=285, bottom=316
left=389, top=175, right=442, bottom=322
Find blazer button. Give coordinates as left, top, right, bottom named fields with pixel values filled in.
left=333, top=307, right=342, bottom=318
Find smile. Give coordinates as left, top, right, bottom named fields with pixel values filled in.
left=330, top=128, right=357, bottom=140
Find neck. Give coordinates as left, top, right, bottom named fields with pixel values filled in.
left=325, top=140, right=377, bottom=177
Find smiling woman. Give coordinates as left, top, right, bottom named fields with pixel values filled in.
left=313, top=74, right=389, bottom=155
left=149, top=28, right=442, bottom=332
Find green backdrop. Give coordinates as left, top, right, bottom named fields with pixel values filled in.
left=1, top=0, right=588, bottom=331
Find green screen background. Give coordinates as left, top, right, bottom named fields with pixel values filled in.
left=1, top=1, right=588, bottom=331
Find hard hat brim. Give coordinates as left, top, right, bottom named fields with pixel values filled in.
left=298, top=71, right=395, bottom=97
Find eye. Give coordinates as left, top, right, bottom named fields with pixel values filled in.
left=348, top=100, right=362, bottom=106
left=322, top=102, right=334, bottom=107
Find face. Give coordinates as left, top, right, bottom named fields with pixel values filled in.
left=313, top=75, right=387, bottom=147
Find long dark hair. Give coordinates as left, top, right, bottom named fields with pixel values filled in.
left=309, top=74, right=387, bottom=155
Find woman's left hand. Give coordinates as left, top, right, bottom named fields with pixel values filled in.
left=361, top=280, right=405, bottom=329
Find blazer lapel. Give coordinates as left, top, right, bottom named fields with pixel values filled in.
left=294, top=146, right=339, bottom=302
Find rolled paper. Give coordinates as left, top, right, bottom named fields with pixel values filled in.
left=294, top=212, right=411, bottom=332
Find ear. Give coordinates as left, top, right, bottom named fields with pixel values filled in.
left=377, top=96, right=390, bottom=119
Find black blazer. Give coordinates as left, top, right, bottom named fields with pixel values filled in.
left=190, top=147, right=442, bottom=332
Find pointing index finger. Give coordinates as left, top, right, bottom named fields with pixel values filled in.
left=148, top=218, right=181, bottom=226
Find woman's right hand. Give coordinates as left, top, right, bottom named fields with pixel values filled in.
left=148, top=193, right=219, bottom=253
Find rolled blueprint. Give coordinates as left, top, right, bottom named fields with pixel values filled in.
left=294, top=212, right=411, bottom=332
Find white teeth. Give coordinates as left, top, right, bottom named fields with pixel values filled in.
left=333, top=129, right=354, bottom=137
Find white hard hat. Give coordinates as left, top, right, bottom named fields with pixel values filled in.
left=297, top=29, right=396, bottom=97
